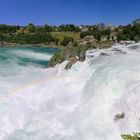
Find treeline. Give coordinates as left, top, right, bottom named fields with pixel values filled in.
left=0, top=23, right=81, bottom=45
left=0, top=23, right=140, bottom=45
left=4, top=33, right=54, bottom=44
left=116, top=24, right=140, bottom=42
left=24, top=24, right=81, bottom=33
left=0, top=24, right=19, bottom=34
left=0, top=23, right=81, bottom=34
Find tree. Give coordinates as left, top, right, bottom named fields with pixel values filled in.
left=44, top=24, right=53, bottom=32
left=58, top=24, right=79, bottom=32
left=0, top=34, right=4, bottom=41
left=27, top=23, right=36, bottom=33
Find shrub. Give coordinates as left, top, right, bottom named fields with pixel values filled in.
left=121, top=133, right=140, bottom=140
left=60, top=36, right=74, bottom=46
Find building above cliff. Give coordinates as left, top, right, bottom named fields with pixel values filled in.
left=79, top=35, right=97, bottom=45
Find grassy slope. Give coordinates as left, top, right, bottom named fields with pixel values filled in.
left=51, top=32, right=80, bottom=41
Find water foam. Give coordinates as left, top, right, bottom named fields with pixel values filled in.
left=0, top=44, right=140, bottom=140
left=10, top=49, right=52, bottom=61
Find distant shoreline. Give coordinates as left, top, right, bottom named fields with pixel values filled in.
left=0, top=42, right=63, bottom=49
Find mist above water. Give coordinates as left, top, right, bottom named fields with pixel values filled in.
left=0, top=44, right=140, bottom=140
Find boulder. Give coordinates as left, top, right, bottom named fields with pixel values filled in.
left=114, top=112, right=125, bottom=121
left=65, top=61, right=73, bottom=70
left=65, top=57, right=78, bottom=70
left=78, top=51, right=85, bottom=61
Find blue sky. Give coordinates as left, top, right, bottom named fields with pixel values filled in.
left=0, top=0, right=140, bottom=25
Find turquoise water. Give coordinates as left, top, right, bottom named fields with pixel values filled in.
left=0, top=46, right=59, bottom=67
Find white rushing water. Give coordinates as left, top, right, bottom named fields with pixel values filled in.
left=0, top=44, right=140, bottom=140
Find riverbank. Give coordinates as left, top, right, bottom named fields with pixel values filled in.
left=0, top=42, right=56, bottom=48
left=0, top=41, right=114, bottom=69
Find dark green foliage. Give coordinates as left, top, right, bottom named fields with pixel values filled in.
left=58, top=24, right=80, bottom=32
left=48, top=52, right=62, bottom=67
left=54, top=38, right=60, bottom=45
left=121, top=133, right=140, bottom=140
left=117, top=24, right=140, bottom=42
left=27, top=23, right=36, bottom=33
left=60, top=37, right=74, bottom=46
left=73, top=41, right=78, bottom=47
left=0, top=24, right=17, bottom=33
left=0, top=34, right=4, bottom=41
left=4, top=33, right=53, bottom=44
left=44, top=24, right=55, bottom=32
left=101, top=29, right=111, bottom=36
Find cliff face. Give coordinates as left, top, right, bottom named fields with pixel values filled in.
left=48, top=45, right=89, bottom=69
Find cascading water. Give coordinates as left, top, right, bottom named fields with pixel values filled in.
left=0, top=44, right=140, bottom=140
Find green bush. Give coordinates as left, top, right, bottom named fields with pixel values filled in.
left=48, top=52, right=63, bottom=67
left=121, top=133, right=140, bottom=140
left=4, top=33, right=54, bottom=44
left=60, top=36, right=74, bottom=46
